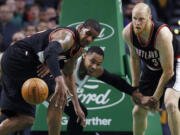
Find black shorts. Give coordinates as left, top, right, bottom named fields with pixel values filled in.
left=0, top=72, right=55, bottom=118
left=0, top=74, right=36, bottom=117
left=139, top=66, right=164, bottom=106
left=140, top=63, right=180, bottom=105
left=0, top=45, right=56, bottom=118
left=139, top=66, right=162, bottom=96
left=140, top=60, right=180, bottom=108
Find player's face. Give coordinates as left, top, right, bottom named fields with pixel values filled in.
left=132, top=9, right=149, bottom=35
left=79, top=27, right=99, bottom=47
left=83, top=52, right=103, bottom=75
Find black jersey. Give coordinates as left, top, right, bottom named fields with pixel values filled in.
left=2, top=27, right=83, bottom=79
left=130, top=21, right=180, bottom=71
left=15, top=26, right=83, bottom=61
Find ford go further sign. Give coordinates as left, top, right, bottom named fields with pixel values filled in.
left=77, top=79, right=125, bottom=110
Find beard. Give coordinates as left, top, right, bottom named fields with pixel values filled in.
left=133, top=26, right=145, bottom=35
left=133, top=20, right=150, bottom=36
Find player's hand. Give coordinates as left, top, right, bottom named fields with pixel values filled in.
left=141, top=96, right=159, bottom=110
left=37, top=63, right=52, bottom=78
left=132, top=91, right=159, bottom=111
left=75, top=106, right=86, bottom=127
left=50, top=76, right=72, bottom=109
left=131, top=90, right=143, bottom=105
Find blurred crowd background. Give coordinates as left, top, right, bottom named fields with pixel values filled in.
left=0, top=0, right=179, bottom=55
left=0, top=0, right=62, bottom=52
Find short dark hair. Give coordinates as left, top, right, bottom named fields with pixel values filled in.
left=86, top=46, right=104, bottom=57
left=83, top=19, right=101, bottom=33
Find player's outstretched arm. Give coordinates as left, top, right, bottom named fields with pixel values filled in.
left=96, top=68, right=138, bottom=95
left=92, top=68, right=146, bottom=106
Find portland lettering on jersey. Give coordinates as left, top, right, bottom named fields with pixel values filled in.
left=134, top=47, right=161, bottom=70
left=135, top=47, right=159, bottom=59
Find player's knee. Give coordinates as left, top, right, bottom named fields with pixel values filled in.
left=132, top=108, right=140, bottom=117
left=132, top=107, right=146, bottom=117
left=165, top=100, right=178, bottom=113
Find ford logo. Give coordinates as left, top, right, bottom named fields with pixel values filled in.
left=77, top=79, right=125, bottom=110
left=68, top=22, right=115, bottom=41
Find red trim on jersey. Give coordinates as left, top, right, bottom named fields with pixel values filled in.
left=130, top=23, right=133, bottom=44
left=70, top=47, right=84, bottom=58
left=76, top=29, right=80, bottom=41
left=137, top=22, right=154, bottom=47
left=48, top=28, right=78, bottom=58
left=175, top=55, right=180, bottom=61
left=153, top=24, right=169, bottom=48
left=48, top=28, right=76, bottom=42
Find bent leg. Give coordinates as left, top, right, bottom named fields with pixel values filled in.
left=132, top=105, right=148, bottom=135
left=64, top=100, right=88, bottom=135
left=47, top=100, right=64, bottom=135
left=0, top=114, right=34, bottom=135
left=164, top=88, right=180, bottom=135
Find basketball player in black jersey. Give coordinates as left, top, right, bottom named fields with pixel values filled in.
left=123, top=3, right=180, bottom=135
left=0, top=19, right=100, bottom=135
left=38, top=46, right=155, bottom=135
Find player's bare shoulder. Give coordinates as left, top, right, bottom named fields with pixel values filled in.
left=155, top=25, right=173, bottom=48
left=50, top=29, right=75, bottom=51
left=122, top=23, right=135, bottom=51
left=157, top=26, right=173, bottom=41
left=122, top=23, right=131, bottom=43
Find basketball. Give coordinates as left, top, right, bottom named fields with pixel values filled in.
left=21, top=78, right=49, bottom=105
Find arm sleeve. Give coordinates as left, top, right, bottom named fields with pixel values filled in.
left=97, top=69, right=138, bottom=95
left=44, top=41, right=63, bottom=78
